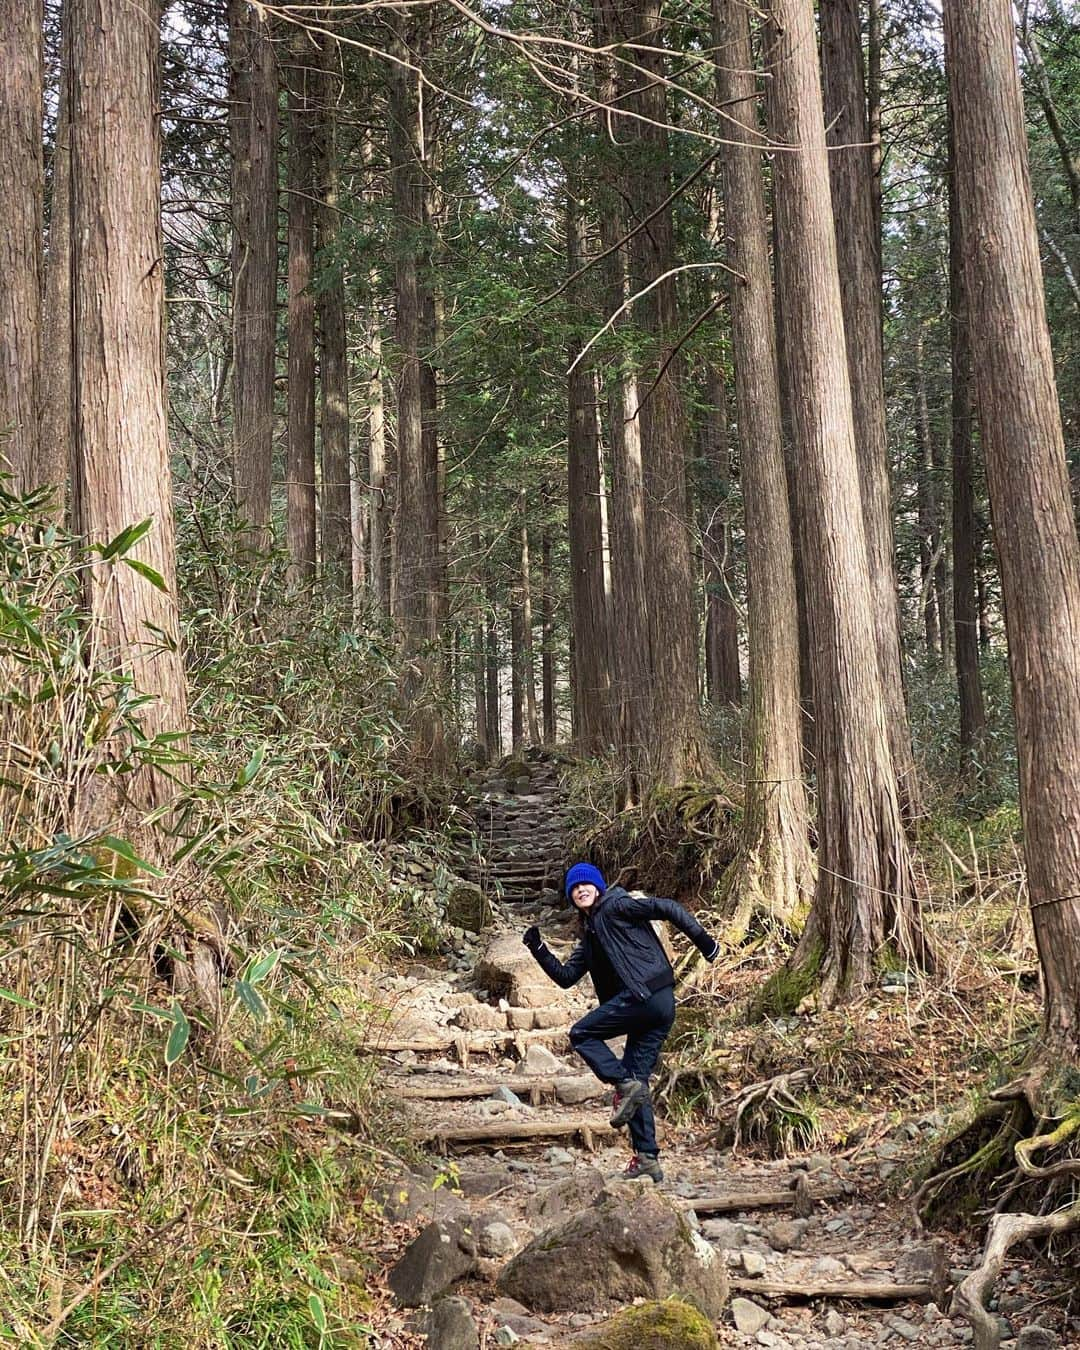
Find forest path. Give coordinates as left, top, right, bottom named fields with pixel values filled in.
left=367, top=761, right=1062, bottom=1348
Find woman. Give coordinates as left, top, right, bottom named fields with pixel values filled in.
left=523, top=861, right=720, bottom=1182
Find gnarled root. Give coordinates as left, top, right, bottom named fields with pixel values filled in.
left=952, top=1201, right=1080, bottom=1350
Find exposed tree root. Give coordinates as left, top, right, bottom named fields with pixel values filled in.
left=713, top=1068, right=820, bottom=1156
left=952, top=1202, right=1080, bottom=1350
left=918, top=1068, right=1080, bottom=1348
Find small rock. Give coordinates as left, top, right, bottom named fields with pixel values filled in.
left=825, top=1310, right=847, bottom=1337
left=742, top=1251, right=768, bottom=1277
left=424, top=1296, right=479, bottom=1350
left=480, top=1221, right=517, bottom=1258
left=478, top=1099, right=510, bottom=1117
left=887, top=1315, right=922, bottom=1342
left=811, top=1255, right=845, bottom=1276
left=767, top=1219, right=807, bottom=1251
left=494, top=1329, right=520, bottom=1346
left=1017, top=1330, right=1060, bottom=1350
left=700, top=1217, right=751, bottom=1248
left=554, top=1076, right=603, bottom=1106
left=546, top=1147, right=574, bottom=1166
left=732, top=1298, right=771, bottom=1335
left=490, top=1085, right=525, bottom=1108
left=506, top=1008, right=534, bottom=1030
left=824, top=1216, right=852, bottom=1234
left=517, top=1044, right=561, bottom=1075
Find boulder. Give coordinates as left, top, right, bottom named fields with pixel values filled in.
left=526, top=1168, right=608, bottom=1225
left=446, top=881, right=490, bottom=933
left=497, top=1186, right=728, bottom=1318
left=374, top=1168, right=468, bottom=1225
left=573, top=1298, right=718, bottom=1349
left=517, top=1043, right=562, bottom=1075
left=423, top=1296, right=480, bottom=1349
left=475, top=934, right=557, bottom=1009
left=388, top=1217, right=478, bottom=1308
left=730, top=1298, right=770, bottom=1335
left=479, top=1220, right=517, bottom=1257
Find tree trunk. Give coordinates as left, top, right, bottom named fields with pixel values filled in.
left=40, top=1, right=73, bottom=517
left=914, top=330, right=941, bottom=655
left=767, top=0, right=929, bottom=1002
left=472, top=532, right=488, bottom=763
left=714, top=0, right=813, bottom=939
left=520, top=497, right=540, bottom=746
left=699, top=360, right=741, bottom=707
left=945, top=0, right=1080, bottom=1057
left=228, top=0, right=276, bottom=549
left=623, top=0, right=708, bottom=785
left=486, top=579, right=501, bottom=759
left=316, top=35, right=351, bottom=596
left=541, top=528, right=556, bottom=743
left=510, top=599, right=524, bottom=754
left=0, top=0, right=43, bottom=492
left=566, top=172, right=613, bottom=751
left=70, top=0, right=189, bottom=818
left=366, top=294, right=390, bottom=613
left=286, top=30, right=317, bottom=589
left=948, top=97, right=987, bottom=773
left=819, top=0, right=920, bottom=822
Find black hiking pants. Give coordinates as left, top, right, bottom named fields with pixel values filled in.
left=569, top=985, right=676, bottom=1156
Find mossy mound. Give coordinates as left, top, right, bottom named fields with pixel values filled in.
left=445, top=880, right=490, bottom=932
left=577, top=1298, right=718, bottom=1349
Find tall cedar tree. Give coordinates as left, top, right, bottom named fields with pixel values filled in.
left=699, top=361, right=741, bottom=708
left=945, top=0, right=1080, bottom=1057
left=623, top=0, right=709, bottom=786
left=40, top=1, right=73, bottom=517
left=713, top=0, right=813, bottom=938
left=286, top=28, right=317, bottom=588
left=70, top=0, right=190, bottom=818
left=947, top=98, right=987, bottom=772
left=566, top=162, right=613, bottom=750
left=0, top=0, right=43, bottom=493
left=228, top=0, right=277, bottom=548
left=766, top=0, right=931, bottom=1000
left=819, top=0, right=920, bottom=821
left=594, top=0, right=650, bottom=782
left=316, top=35, right=352, bottom=594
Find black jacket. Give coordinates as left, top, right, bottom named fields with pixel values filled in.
left=529, top=885, right=719, bottom=1003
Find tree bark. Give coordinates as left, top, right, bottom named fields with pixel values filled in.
left=0, top=0, right=43, bottom=492
left=228, top=0, right=276, bottom=549
left=286, top=30, right=317, bottom=589
left=316, top=35, right=351, bottom=596
left=820, top=0, right=920, bottom=822
left=945, top=0, right=1080, bottom=1057
left=566, top=171, right=613, bottom=751
left=70, top=0, right=189, bottom=819
left=767, top=0, right=929, bottom=1001
left=948, top=97, right=987, bottom=773
left=699, top=360, right=741, bottom=708
left=472, top=531, right=488, bottom=762
left=40, top=1, right=73, bottom=517
left=714, top=0, right=813, bottom=939
left=914, top=330, right=941, bottom=655
left=366, top=293, right=390, bottom=613
left=486, top=578, right=501, bottom=758
left=510, top=599, right=524, bottom=754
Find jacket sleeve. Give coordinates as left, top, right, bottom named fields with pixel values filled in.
left=610, top=893, right=720, bottom=961
left=530, top=939, right=590, bottom=988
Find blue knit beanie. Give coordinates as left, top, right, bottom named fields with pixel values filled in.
left=565, top=862, right=606, bottom=899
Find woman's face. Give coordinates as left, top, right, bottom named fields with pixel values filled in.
left=570, top=882, right=600, bottom=910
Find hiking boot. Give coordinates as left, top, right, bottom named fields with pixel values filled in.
left=618, top=1153, right=664, bottom=1184
left=609, top=1078, right=649, bottom=1129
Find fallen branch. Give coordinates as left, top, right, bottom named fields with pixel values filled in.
left=952, top=1202, right=1080, bottom=1350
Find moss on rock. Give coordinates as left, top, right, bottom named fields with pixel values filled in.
left=577, top=1299, right=718, bottom=1349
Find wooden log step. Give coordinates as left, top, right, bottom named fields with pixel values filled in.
left=417, top=1116, right=615, bottom=1153
left=726, top=1276, right=937, bottom=1304
left=361, top=1026, right=570, bottom=1055
left=688, top=1184, right=846, bottom=1216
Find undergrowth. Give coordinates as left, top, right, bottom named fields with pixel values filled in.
left=0, top=486, right=461, bottom=1344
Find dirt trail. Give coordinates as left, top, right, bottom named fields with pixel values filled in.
left=367, top=756, right=1071, bottom=1349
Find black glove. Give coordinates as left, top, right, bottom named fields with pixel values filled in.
left=703, top=938, right=721, bottom=963
left=523, top=925, right=542, bottom=953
